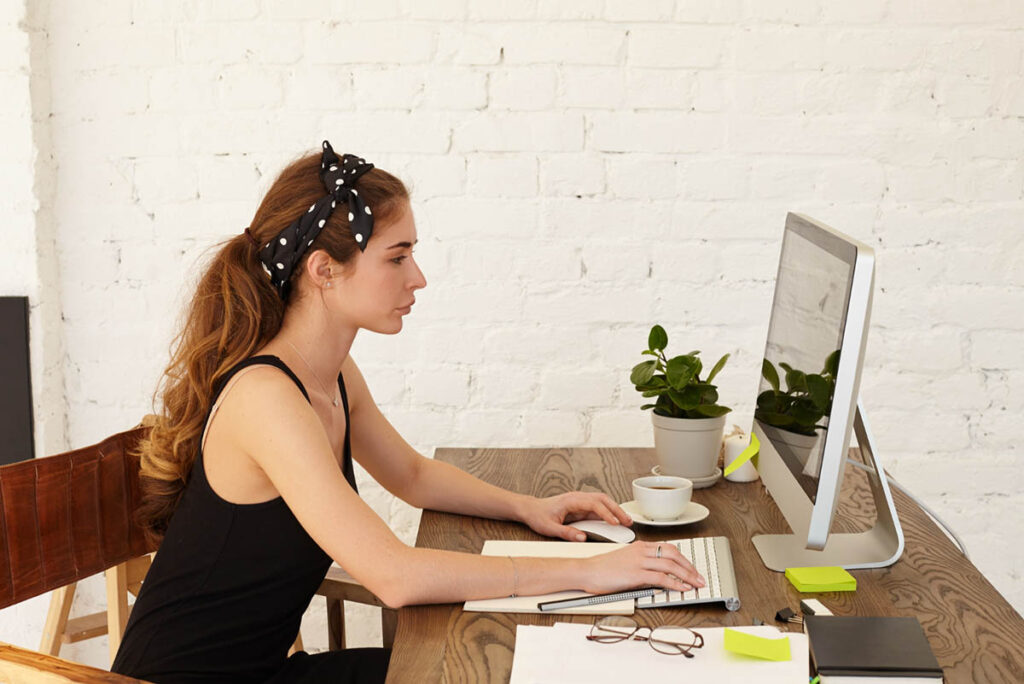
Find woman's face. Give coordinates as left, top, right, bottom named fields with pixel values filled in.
left=332, top=202, right=427, bottom=334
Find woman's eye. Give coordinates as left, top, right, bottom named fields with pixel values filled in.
left=391, top=256, right=406, bottom=264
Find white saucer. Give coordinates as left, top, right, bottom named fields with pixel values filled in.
left=621, top=500, right=710, bottom=527
left=651, top=465, right=722, bottom=489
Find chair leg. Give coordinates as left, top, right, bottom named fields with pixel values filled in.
left=40, top=583, right=76, bottom=656
left=327, top=598, right=345, bottom=651
left=105, top=563, right=129, bottom=666
left=381, top=607, right=397, bottom=650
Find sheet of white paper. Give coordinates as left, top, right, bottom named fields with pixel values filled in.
left=464, top=540, right=635, bottom=615
left=510, top=622, right=808, bottom=684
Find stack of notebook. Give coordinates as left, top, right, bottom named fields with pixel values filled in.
left=804, top=616, right=943, bottom=682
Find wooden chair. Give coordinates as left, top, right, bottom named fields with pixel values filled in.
left=1, top=423, right=397, bottom=682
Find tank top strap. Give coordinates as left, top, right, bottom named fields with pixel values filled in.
left=211, top=355, right=311, bottom=408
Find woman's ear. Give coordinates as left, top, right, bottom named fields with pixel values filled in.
left=305, top=250, right=335, bottom=287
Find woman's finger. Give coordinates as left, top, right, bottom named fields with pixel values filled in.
left=642, top=570, right=690, bottom=593
left=599, top=493, right=632, bottom=525
left=644, top=558, right=702, bottom=589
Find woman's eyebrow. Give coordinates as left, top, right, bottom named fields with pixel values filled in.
left=387, top=239, right=418, bottom=249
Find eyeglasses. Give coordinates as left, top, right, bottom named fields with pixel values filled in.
left=587, top=616, right=705, bottom=657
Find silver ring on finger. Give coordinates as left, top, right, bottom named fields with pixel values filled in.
left=656, top=544, right=662, bottom=559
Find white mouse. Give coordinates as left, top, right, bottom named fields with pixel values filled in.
left=568, top=519, right=636, bottom=544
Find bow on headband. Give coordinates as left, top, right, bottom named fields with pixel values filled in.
left=258, top=140, right=375, bottom=300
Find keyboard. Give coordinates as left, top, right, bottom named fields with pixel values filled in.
left=636, top=536, right=741, bottom=612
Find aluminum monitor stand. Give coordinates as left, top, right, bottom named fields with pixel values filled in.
left=752, top=402, right=905, bottom=571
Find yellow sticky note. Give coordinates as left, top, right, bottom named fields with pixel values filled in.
left=724, top=433, right=760, bottom=476
left=785, top=566, right=857, bottom=593
left=723, top=628, right=791, bottom=661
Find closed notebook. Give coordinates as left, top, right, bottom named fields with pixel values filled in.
left=804, top=616, right=942, bottom=680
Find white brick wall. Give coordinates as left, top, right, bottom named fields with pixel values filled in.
left=2, top=0, right=1022, bottom=670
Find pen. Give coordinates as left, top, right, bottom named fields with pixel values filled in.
left=537, top=588, right=659, bottom=612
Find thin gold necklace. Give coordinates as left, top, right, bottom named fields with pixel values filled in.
left=286, top=340, right=340, bottom=408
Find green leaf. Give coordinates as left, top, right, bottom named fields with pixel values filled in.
left=668, top=386, right=702, bottom=410
left=640, top=403, right=657, bottom=410
left=754, top=410, right=794, bottom=427
left=695, top=403, right=732, bottom=417
left=641, top=350, right=660, bottom=357
left=630, top=360, right=657, bottom=386
left=779, top=362, right=794, bottom=373
left=648, top=325, right=668, bottom=351
left=806, top=374, right=831, bottom=410
left=785, top=369, right=807, bottom=393
left=705, top=353, right=730, bottom=384
left=756, top=389, right=779, bottom=410
left=824, top=349, right=841, bottom=377
left=698, top=384, right=719, bottom=405
left=666, top=355, right=700, bottom=390
left=762, top=359, right=780, bottom=392
left=687, top=350, right=701, bottom=356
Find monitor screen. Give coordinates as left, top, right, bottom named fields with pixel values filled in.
left=755, top=224, right=856, bottom=502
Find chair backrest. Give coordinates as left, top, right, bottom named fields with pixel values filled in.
left=0, top=426, right=156, bottom=610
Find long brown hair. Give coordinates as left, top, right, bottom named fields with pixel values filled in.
left=137, top=150, right=409, bottom=541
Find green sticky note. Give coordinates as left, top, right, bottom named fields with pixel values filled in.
left=723, top=628, right=791, bottom=661
left=785, top=566, right=857, bottom=593
left=724, top=433, right=760, bottom=476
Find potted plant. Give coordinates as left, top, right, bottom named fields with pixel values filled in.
left=754, top=350, right=839, bottom=475
left=630, top=324, right=731, bottom=479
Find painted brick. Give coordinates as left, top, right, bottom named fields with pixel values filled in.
left=581, top=242, right=650, bottom=283
left=606, top=156, right=677, bottom=199
left=408, top=368, right=471, bottom=407
left=970, top=330, right=1024, bottom=370
left=558, top=66, right=626, bottom=109
left=467, top=155, right=538, bottom=197
left=472, top=365, right=539, bottom=407
left=625, top=69, right=697, bottom=110
left=519, top=410, right=587, bottom=445
left=435, top=26, right=503, bottom=65
left=539, top=154, right=606, bottom=196
left=674, top=0, right=741, bottom=23
left=735, top=27, right=826, bottom=71
left=422, top=67, right=488, bottom=109
left=605, top=0, right=675, bottom=22
left=498, top=25, right=626, bottom=65
left=537, top=370, right=619, bottom=409
left=307, top=22, right=435, bottom=64
left=453, top=112, right=584, bottom=152
left=589, top=112, right=725, bottom=153
left=490, top=67, right=558, bottom=110
left=628, top=27, right=728, bottom=69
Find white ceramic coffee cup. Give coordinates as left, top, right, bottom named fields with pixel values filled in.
left=632, top=475, right=693, bottom=521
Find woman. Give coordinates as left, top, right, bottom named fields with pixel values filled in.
left=111, top=142, right=703, bottom=683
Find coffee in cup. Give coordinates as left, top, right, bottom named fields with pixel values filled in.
left=632, top=475, right=693, bottom=521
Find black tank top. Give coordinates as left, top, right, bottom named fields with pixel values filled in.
left=112, top=355, right=358, bottom=684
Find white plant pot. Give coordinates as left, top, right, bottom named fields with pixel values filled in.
left=651, top=412, right=727, bottom=479
left=774, top=429, right=823, bottom=477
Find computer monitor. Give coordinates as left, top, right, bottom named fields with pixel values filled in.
left=751, top=213, right=904, bottom=571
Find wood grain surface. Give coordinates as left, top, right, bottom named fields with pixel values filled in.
left=386, top=447, right=1024, bottom=684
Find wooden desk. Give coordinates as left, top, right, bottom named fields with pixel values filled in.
left=386, top=447, right=1024, bottom=683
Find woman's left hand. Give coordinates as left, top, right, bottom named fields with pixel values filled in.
left=519, top=492, right=633, bottom=542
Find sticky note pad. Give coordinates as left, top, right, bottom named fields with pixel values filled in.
left=723, top=628, right=791, bottom=661
left=785, top=566, right=857, bottom=593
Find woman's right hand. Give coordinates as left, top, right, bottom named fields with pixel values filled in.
left=579, top=541, right=706, bottom=594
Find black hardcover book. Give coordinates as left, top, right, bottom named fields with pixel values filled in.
left=805, top=616, right=943, bottom=679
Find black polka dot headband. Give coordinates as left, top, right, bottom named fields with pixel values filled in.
left=254, top=140, right=375, bottom=300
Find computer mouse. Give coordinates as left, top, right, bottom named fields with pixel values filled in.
left=568, top=519, right=636, bottom=543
